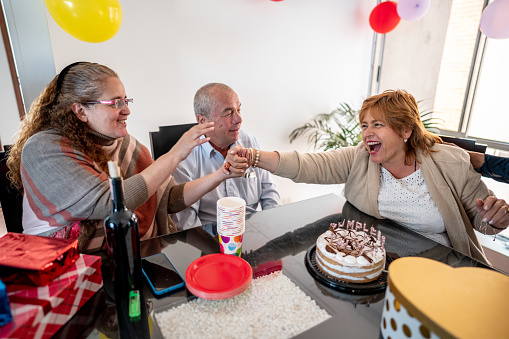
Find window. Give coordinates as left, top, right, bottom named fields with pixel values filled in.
left=433, top=0, right=509, bottom=150
left=467, top=39, right=509, bottom=143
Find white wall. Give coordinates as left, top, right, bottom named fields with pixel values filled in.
left=42, top=0, right=375, bottom=204
left=0, top=31, right=21, bottom=147
left=378, top=0, right=453, bottom=110
left=1, top=0, right=57, bottom=148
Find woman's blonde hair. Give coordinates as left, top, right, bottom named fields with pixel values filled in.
left=7, top=62, right=118, bottom=190
left=359, top=89, right=442, bottom=166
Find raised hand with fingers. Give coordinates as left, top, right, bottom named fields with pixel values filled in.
left=169, top=122, right=214, bottom=162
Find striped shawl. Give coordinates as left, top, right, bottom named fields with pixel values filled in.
left=21, top=129, right=186, bottom=251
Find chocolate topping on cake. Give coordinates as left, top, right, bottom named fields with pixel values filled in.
left=324, top=222, right=382, bottom=263
left=325, top=244, right=337, bottom=254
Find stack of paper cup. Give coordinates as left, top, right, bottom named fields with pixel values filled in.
left=217, top=197, right=246, bottom=256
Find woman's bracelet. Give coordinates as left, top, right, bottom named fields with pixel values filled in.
left=252, top=148, right=260, bottom=168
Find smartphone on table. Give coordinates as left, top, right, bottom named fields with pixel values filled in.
left=141, top=253, right=185, bottom=296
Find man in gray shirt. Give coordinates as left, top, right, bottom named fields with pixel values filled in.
left=173, top=83, right=281, bottom=230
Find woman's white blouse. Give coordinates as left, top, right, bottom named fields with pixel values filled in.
left=378, top=167, right=451, bottom=246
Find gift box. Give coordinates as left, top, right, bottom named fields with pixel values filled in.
left=381, top=257, right=509, bottom=339
left=51, top=288, right=107, bottom=339
left=0, top=254, right=103, bottom=339
left=0, top=232, right=79, bottom=286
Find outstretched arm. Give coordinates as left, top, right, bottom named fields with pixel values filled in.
left=182, top=166, right=236, bottom=207
left=467, top=150, right=509, bottom=184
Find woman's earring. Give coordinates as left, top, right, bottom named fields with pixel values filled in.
left=404, top=139, right=407, bottom=143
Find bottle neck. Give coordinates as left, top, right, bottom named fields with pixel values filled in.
left=110, top=177, right=126, bottom=211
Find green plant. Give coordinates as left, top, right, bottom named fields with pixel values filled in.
left=289, top=102, right=443, bottom=151
left=419, top=110, right=443, bottom=134
left=289, top=103, right=362, bottom=151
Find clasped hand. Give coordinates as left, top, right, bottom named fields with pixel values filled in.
left=225, top=145, right=251, bottom=175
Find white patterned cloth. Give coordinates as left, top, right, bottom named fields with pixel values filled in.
left=155, top=272, right=330, bottom=339
left=378, top=167, right=451, bottom=246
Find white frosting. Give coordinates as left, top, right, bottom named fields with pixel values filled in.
left=356, top=256, right=370, bottom=266
left=334, top=252, right=346, bottom=260
left=316, top=253, right=384, bottom=280
left=344, top=255, right=357, bottom=264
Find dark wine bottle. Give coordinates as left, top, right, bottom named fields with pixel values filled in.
left=103, top=161, right=150, bottom=339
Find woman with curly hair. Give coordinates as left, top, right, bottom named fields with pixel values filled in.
left=7, top=62, right=238, bottom=251
left=226, top=89, right=509, bottom=264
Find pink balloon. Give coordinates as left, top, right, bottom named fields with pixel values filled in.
left=397, top=0, right=430, bottom=21
left=480, top=0, right=509, bottom=39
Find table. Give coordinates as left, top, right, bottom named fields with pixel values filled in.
left=60, top=193, right=497, bottom=338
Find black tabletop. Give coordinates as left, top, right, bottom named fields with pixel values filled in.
left=61, top=194, right=495, bottom=339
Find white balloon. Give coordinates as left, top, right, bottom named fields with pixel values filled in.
left=397, top=0, right=431, bottom=21
left=480, top=0, right=509, bottom=39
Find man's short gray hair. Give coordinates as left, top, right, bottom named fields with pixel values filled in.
left=194, top=83, right=235, bottom=118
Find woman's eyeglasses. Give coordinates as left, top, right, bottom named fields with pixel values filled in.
left=84, top=98, right=133, bottom=109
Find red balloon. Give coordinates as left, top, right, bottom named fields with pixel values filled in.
left=369, top=1, right=401, bottom=34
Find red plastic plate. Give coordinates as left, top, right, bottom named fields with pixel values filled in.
left=185, top=254, right=252, bottom=300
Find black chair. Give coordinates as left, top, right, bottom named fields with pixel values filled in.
left=0, top=148, right=23, bottom=233
left=149, top=123, right=197, bottom=160
left=440, top=135, right=487, bottom=154
left=473, top=143, right=488, bottom=154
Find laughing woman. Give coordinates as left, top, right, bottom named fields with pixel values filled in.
left=7, top=62, right=240, bottom=251
left=226, top=89, right=509, bottom=264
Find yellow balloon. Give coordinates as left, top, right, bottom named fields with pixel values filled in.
left=45, top=0, right=122, bottom=43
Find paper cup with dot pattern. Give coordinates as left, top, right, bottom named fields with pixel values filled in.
left=218, top=233, right=244, bottom=257
left=217, top=197, right=245, bottom=256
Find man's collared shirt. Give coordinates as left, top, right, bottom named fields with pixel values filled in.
left=172, top=130, right=281, bottom=230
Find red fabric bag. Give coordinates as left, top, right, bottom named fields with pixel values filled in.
left=0, top=233, right=79, bottom=286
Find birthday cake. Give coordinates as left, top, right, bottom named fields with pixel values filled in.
left=315, top=220, right=386, bottom=283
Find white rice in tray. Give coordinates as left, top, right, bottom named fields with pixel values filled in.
left=155, top=271, right=331, bottom=339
